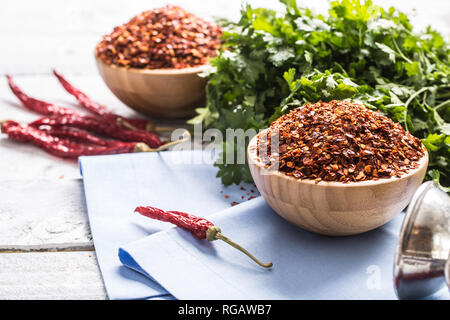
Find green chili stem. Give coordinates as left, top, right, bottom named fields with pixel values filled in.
left=146, top=122, right=178, bottom=133
left=216, top=233, right=273, bottom=268
left=206, top=226, right=273, bottom=268
left=135, top=135, right=189, bottom=153
left=116, top=117, right=138, bottom=131
left=156, top=136, right=189, bottom=151
left=116, top=117, right=175, bottom=133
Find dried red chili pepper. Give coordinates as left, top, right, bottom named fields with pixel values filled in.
left=258, top=100, right=426, bottom=183
left=95, top=5, right=222, bottom=69
left=7, top=74, right=162, bottom=134
left=0, top=120, right=153, bottom=159
left=52, top=70, right=153, bottom=131
left=135, top=206, right=273, bottom=268
left=6, top=75, right=76, bottom=116
left=41, top=127, right=120, bottom=147
left=30, top=114, right=162, bottom=148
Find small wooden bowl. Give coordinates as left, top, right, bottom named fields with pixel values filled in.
left=248, top=130, right=429, bottom=236
left=95, top=57, right=208, bottom=119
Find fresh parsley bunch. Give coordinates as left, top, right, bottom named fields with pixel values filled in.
left=190, top=0, right=450, bottom=191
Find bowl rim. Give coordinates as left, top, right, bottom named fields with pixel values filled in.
left=247, top=129, right=429, bottom=188
left=95, top=56, right=210, bottom=75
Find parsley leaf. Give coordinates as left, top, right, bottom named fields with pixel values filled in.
left=193, top=0, right=450, bottom=192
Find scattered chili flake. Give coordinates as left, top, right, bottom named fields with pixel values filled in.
left=240, top=186, right=246, bottom=191
left=224, top=195, right=229, bottom=199
left=257, top=100, right=425, bottom=183
left=95, top=5, right=222, bottom=69
left=248, top=196, right=256, bottom=200
left=230, top=201, right=240, bottom=206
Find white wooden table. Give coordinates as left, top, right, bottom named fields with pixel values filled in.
left=0, top=0, right=448, bottom=299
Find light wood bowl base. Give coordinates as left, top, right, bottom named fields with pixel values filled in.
left=96, top=57, right=207, bottom=119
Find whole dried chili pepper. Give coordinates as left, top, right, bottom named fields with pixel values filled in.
left=7, top=74, right=162, bottom=133
left=135, top=206, right=273, bottom=268
left=6, top=75, right=76, bottom=116
left=41, top=126, right=120, bottom=147
left=0, top=120, right=154, bottom=159
left=43, top=127, right=181, bottom=150
left=52, top=70, right=153, bottom=131
left=30, top=114, right=163, bottom=148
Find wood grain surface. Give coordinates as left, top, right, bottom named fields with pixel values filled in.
left=0, top=0, right=448, bottom=299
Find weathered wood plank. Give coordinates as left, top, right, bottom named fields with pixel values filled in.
left=0, top=0, right=448, bottom=300
left=0, top=74, right=132, bottom=180
left=0, top=0, right=447, bottom=75
left=0, top=0, right=284, bottom=75
left=0, top=179, right=92, bottom=251
left=0, top=74, right=187, bottom=180
left=0, top=251, right=106, bottom=299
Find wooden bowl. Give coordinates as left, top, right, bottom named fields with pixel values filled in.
left=247, top=130, right=429, bottom=236
left=95, top=57, right=208, bottom=119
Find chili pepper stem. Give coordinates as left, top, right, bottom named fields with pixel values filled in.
left=0, top=120, right=12, bottom=133
left=157, top=136, right=189, bottom=150
left=120, top=119, right=175, bottom=133
left=116, top=117, right=138, bottom=131
left=206, top=226, right=273, bottom=268
left=133, top=135, right=189, bottom=153
left=116, top=114, right=175, bottom=134
left=146, top=122, right=177, bottom=133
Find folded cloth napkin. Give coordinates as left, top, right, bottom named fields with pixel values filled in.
left=119, top=197, right=450, bottom=300
left=80, top=150, right=449, bottom=300
left=79, top=150, right=256, bottom=299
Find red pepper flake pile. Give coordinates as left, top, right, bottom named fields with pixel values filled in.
left=95, top=5, right=222, bottom=69
left=257, top=100, right=426, bottom=183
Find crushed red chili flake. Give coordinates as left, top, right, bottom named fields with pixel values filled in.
left=230, top=201, right=240, bottom=207
left=257, top=100, right=426, bottom=183
left=95, top=5, right=222, bottom=69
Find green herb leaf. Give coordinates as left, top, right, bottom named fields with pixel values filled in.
left=191, top=0, right=450, bottom=191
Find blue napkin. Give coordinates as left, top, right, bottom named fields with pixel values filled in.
left=79, top=150, right=257, bottom=299
left=120, top=197, right=450, bottom=300
left=80, top=150, right=448, bottom=300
